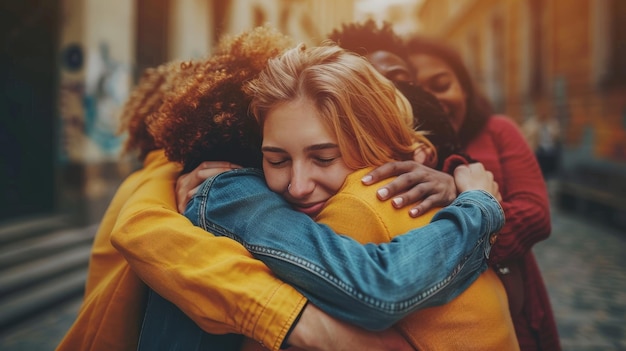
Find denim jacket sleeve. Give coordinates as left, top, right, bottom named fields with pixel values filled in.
left=185, top=168, right=504, bottom=331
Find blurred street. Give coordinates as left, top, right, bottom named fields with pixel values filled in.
left=0, top=182, right=624, bottom=351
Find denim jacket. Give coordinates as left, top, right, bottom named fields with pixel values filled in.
left=185, top=168, right=504, bottom=330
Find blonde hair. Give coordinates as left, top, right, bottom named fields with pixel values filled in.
left=246, top=43, right=435, bottom=169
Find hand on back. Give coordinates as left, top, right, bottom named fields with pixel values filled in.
left=361, top=160, right=456, bottom=217
left=175, top=161, right=242, bottom=213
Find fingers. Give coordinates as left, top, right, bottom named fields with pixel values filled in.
left=413, top=148, right=427, bottom=164
left=381, top=170, right=455, bottom=206
left=196, top=161, right=243, bottom=170
left=361, top=161, right=422, bottom=185
left=363, top=161, right=458, bottom=217
left=408, top=199, right=431, bottom=218
left=176, top=185, right=200, bottom=213
left=175, top=161, right=242, bottom=214
left=407, top=191, right=454, bottom=218
left=175, top=173, right=196, bottom=214
left=413, top=145, right=437, bottom=168
left=376, top=171, right=427, bottom=202
left=454, top=162, right=500, bottom=199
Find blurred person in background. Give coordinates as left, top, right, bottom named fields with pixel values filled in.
left=522, top=111, right=562, bottom=179
left=402, top=35, right=560, bottom=351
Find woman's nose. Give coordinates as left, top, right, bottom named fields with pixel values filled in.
left=288, top=170, right=315, bottom=198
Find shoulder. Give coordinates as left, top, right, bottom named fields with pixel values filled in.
left=487, top=115, right=524, bottom=134
left=485, top=115, right=521, bottom=131
left=143, top=149, right=183, bottom=174
left=333, top=169, right=437, bottom=230
left=481, top=115, right=526, bottom=141
left=330, top=169, right=382, bottom=213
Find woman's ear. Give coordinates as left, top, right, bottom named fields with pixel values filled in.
left=413, top=143, right=438, bottom=168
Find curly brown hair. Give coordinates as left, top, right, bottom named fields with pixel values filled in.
left=118, top=60, right=195, bottom=161
left=148, top=26, right=293, bottom=172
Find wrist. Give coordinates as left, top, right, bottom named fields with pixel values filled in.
left=281, top=303, right=307, bottom=349
left=285, top=304, right=319, bottom=350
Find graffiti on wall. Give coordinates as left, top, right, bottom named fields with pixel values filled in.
left=58, top=42, right=129, bottom=163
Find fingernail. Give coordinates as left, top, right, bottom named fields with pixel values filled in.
left=409, top=208, right=419, bottom=217
left=361, top=175, right=373, bottom=183
left=392, top=197, right=403, bottom=207
left=377, top=188, right=389, bottom=199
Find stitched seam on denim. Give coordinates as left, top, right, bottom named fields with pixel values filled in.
left=452, top=191, right=501, bottom=258
left=199, top=216, right=472, bottom=314
left=196, top=174, right=214, bottom=230
left=196, top=169, right=262, bottom=229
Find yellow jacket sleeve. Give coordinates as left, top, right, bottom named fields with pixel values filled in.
left=110, top=150, right=306, bottom=351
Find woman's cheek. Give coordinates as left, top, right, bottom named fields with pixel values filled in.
left=263, top=168, right=286, bottom=193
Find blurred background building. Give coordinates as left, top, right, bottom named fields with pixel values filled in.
left=1, top=0, right=625, bottom=348
left=1, top=0, right=359, bottom=228
left=2, top=0, right=624, bottom=228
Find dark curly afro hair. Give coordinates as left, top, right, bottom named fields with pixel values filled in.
left=394, top=82, right=469, bottom=169
left=147, top=25, right=293, bottom=173
left=326, top=19, right=408, bottom=59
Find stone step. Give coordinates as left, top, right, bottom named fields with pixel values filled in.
left=0, top=246, right=91, bottom=297
left=0, top=224, right=98, bottom=270
left=0, top=214, right=75, bottom=247
left=0, top=267, right=88, bottom=331
left=0, top=221, right=97, bottom=334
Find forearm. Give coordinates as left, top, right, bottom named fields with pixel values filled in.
left=495, top=191, right=550, bottom=262
left=488, top=118, right=552, bottom=263
left=190, top=169, right=504, bottom=330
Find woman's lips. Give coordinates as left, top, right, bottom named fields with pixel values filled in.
left=293, top=201, right=325, bottom=217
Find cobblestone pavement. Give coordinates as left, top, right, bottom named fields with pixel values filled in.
left=533, top=205, right=626, bottom=351
left=1, top=201, right=625, bottom=350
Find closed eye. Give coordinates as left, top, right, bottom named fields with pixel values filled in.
left=315, top=156, right=340, bottom=166
left=427, top=74, right=452, bottom=93
left=264, top=157, right=289, bottom=167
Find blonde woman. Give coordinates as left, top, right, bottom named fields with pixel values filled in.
left=226, top=43, right=517, bottom=350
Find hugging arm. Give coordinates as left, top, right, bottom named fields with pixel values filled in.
left=485, top=117, right=551, bottom=263
left=185, top=168, right=504, bottom=330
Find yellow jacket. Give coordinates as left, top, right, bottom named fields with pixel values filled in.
left=56, top=150, right=306, bottom=351
left=317, top=168, right=519, bottom=351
